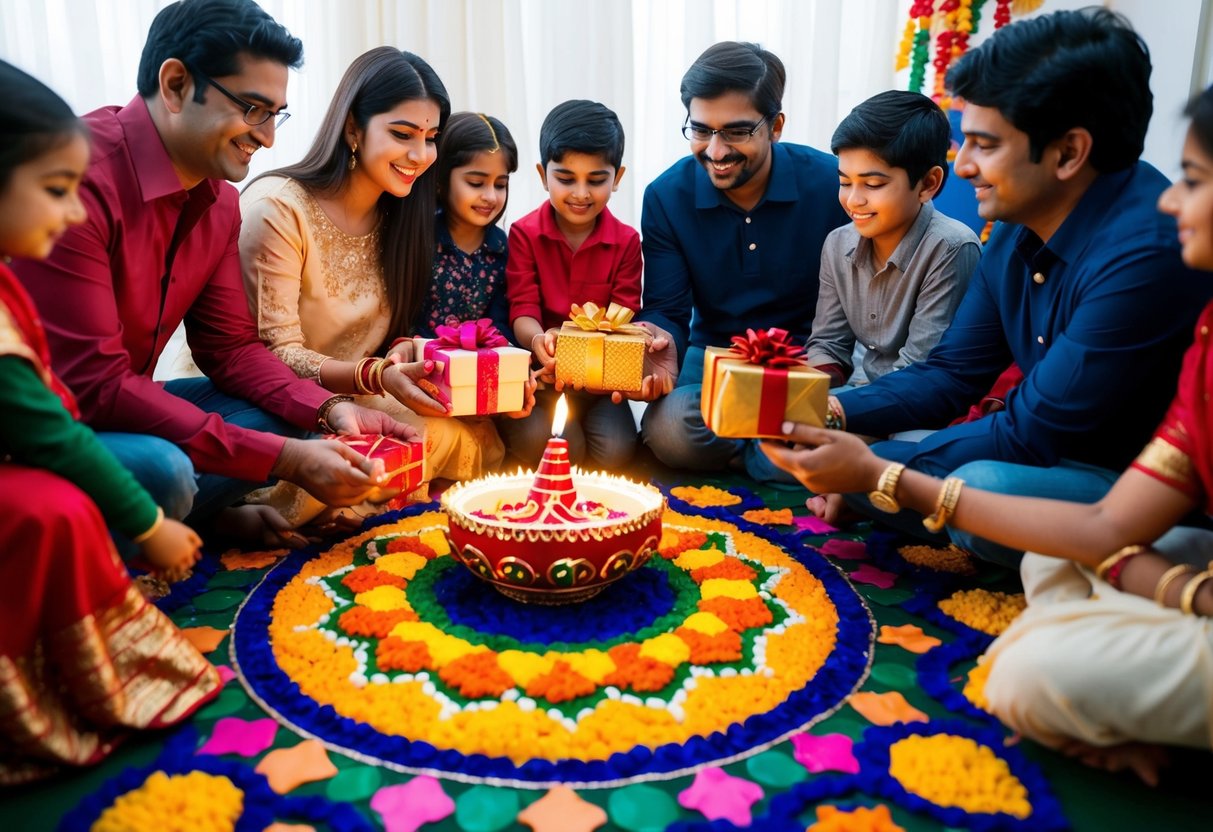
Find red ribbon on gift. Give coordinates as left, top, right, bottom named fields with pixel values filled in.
left=424, top=318, right=506, bottom=413
left=728, top=328, right=808, bottom=435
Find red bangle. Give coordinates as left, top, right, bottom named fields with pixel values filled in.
left=1096, top=544, right=1150, bottom=590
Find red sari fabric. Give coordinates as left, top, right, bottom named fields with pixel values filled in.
left=0, top=263, right=77, bottom=416
left=1131, top=301, right=1213, bottom=511
left=0, top=266, right=220, bottom=783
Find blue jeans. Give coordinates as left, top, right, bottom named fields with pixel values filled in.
left=97, top=377, right=310, bottom=531
left=844, top=440, right=1121, bottom=568
left=498, top=388, right=638, bottom=468
left=640, top=346, right=797, bottom=485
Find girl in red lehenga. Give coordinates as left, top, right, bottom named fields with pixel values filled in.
left=0, top=60, right=220, bottom=784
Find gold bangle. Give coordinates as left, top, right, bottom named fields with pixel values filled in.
left=316, top=394, right=353, bottom=433
left=370, top=358, right=389, bottom=395
left=132, top=506, right=165, bottom=544
left=352, top=357, right=375, bottom=395
left=1154, top=563, right=1198, bottom=606
left=922, top=476, right=964, bottom=533
left=1094, top=544, right=1151, bottom=582
left=1179, top=567, right=1213, bottom=615
left=867, top=462, right=905, bottom=514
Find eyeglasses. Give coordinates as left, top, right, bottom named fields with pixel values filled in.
left=201, top=75, right=291, bottom=128
left=681, top=116, right=770, bottom=144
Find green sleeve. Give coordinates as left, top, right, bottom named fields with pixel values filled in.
left=0, top=356, right=160, bottom=539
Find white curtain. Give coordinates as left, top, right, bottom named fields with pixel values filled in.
left=0, top=0, right=900, bottom=227
left=4, top=1, right=1209, bottom=221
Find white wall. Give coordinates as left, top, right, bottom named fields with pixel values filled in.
left=2, top=0, right=1211, bottom=219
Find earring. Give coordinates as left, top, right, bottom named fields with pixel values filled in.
left=348, top=142, right=358, bottom=171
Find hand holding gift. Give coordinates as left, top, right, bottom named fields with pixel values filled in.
left=413, top=319, right=531, bottom=416
left=701, top=328, right=829, bottom=439
left=553, top=302, right=648, bottom=395
left=247, top=433, right=427, bottom=530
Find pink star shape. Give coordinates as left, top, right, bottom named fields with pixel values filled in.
left=790, top=732, right=860, bottom=774
left=370, top=776, right=455, bottom=832
left=795, top=515, right=838, bottom=534
left=678, top=767, right=764, bottom=826
left=849, top=563, right=897, bottom=588
left=196, top=717, right=278, bottom=757
left=820, top=539, right=869, bottom=560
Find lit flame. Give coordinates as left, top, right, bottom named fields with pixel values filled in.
left=552, top=393, right=568, bottom=437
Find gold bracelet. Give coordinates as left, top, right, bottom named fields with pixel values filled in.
left=132, top=506, right=165, bottom=544
left=1094, top=544, right=1151, bottom=582
left=922, top=476, right=964, bottom=533
left=867, top=462, right=905, bottom=514
left=1154, top=563, right=1198, bottom=606
left=352, top=357, right=375, bottom=395
left=370, top=358, right=390, bottom=395
left=316, top=394, right=353, bottom=433
left=1179, top=567, right=1213, bottom=615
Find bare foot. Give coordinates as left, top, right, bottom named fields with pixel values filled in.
left=1058, top=739, right=1170, bottom=787
left=213, top=505, right=310, bottom=549
left=806, top=493, right=861, bottom=526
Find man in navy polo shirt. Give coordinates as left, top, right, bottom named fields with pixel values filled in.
left=638, top=41, right=849, bottom=482
left=769, top=9, right=1213, bottom=567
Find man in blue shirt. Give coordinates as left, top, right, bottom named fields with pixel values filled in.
left=638, top=41, right=849, bottom=482
left=812, top=9, right=1212, bottom=565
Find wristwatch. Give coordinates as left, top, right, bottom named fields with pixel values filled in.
left=868, top=462, right=906, bottom=513
left=316, top=394, right=353, bottom=434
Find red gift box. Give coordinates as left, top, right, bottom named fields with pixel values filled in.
left=334, top=434, right=425, bottom=506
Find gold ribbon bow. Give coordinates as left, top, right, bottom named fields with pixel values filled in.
left=568, top=302, right=646, bottom=335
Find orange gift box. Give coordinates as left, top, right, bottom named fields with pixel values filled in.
left=701, top=329, right=828, bottom=439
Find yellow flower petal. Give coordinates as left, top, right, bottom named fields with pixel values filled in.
left=354, top=585, right=411, bottom=612
left=700, top=578, right=758, bottom=601
left=681, top=612, right=730, bottom=636
left=374, top=551, right=428, bottom=580
left=674, top=547, right=726, bottom=571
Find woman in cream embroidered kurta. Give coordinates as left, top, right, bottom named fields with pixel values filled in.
left=240, top=176, right=504, bottom=487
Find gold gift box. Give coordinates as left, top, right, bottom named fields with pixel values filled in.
left=701, top=346, right=829, bottom=439
left=554, top=323, right=646, bottom=393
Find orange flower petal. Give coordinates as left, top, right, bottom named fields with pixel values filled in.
left=741, top=508, right=794, bottom=525
left=180, top=626, right=228, bottom=654
left=255, top=739, right=339, bottom=794
left=877, top=624, right=942, bottom=654
left=518, top=786, right=607, bottom=832
left=848, top=691, right=928, bottom=726
left=220, top=548, right=286, bottom=570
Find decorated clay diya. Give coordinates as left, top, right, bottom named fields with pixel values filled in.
left=441, top=395, right=664, bottom=604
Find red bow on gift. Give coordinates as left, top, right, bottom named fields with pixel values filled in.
left=433, top=318, right=509, bottom=351
left=728, top=328, right=807, bottom=368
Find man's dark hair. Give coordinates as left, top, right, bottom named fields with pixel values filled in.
left=680, top=41, right=785, bottom=119
left=136, top=0, right=303, bottom=102
left=831, top=90, right=951, bottom=190
left=947, top=7, right=1151, bottom=172
left=539, top=100, right=625, bottom=169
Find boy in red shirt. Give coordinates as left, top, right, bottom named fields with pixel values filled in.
left=502, top=100, right=643, bottom=468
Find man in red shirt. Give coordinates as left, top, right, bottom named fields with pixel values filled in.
left=13, top=0, right=439, bottom=545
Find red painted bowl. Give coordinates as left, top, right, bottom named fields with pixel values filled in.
left=440, top=471, right=665, bottom=604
